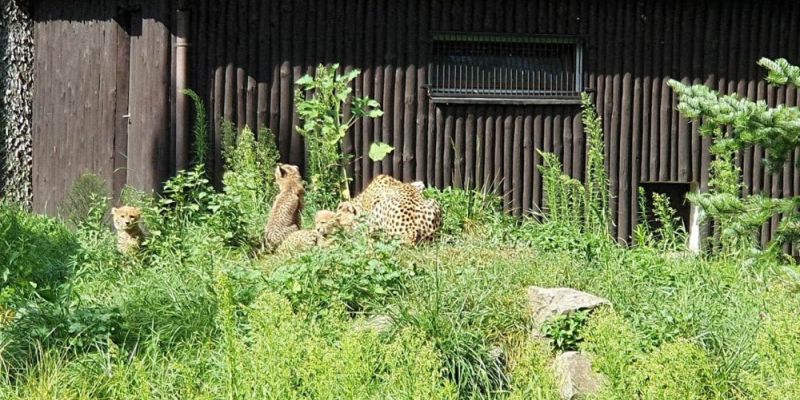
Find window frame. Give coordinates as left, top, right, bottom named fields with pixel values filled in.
left=427, top=32, right=585, bottom=105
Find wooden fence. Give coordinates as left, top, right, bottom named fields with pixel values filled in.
left=186, top=0, right=800, bottom=240
left=28, top=0, right=800, bottom=243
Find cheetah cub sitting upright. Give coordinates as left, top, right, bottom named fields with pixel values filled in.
left=112, top=206, right=144, bottom=254
left=275, top=210, right=342, bottom=254
left=264, top=163, right=305, bottom=251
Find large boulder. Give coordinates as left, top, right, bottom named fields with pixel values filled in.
left=527, top=287, right=611, bottom=330
left=553, top=351, right=605, bottom=400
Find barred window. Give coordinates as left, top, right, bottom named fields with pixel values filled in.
left=428, top=33, right=584, bottom=101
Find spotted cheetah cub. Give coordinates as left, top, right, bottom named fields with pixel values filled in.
left=275, top=210, right=342, bottom=254
left=112, top=206, right=144, bottom=254
left=264, top=163, right=305, bottom=250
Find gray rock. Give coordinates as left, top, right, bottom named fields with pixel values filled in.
left=354, top=314, right=394, bottom=334
left=553, top=351, right=605, bottom=400
left=527, top=287, right=611, bottom=330
left=488, top=345, right=506, bottom=368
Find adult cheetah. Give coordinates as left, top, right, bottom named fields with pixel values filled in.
left=336, top=175, right=441, bottom=244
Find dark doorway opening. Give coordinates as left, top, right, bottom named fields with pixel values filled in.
left=639, top=181, right=693, bottom=234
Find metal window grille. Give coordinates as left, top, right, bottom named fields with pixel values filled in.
left=429, top=32, right=583, bottom=99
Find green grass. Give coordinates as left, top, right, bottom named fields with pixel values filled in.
left=1, top=185, right=799, bottom=399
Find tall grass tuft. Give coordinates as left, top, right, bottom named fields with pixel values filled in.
left=182, top=88, right=209, bottom=165
left=581, top=92, right=612, bottom=235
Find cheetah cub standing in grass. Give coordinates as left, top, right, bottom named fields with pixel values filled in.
left=264, top=163, right=305, bottom=251
left=275, top=210, right=342, bottom=254
left=112, top=206, right=144, bottom=254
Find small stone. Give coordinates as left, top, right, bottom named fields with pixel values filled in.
left=553, top=351, right=605, bottom=400
left=355, top=314, right=394, bottom=334
left=527, top=287, right=611, bottom=331
left=488, top=345, right=506, bottom=368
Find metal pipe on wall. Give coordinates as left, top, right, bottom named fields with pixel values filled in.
left=174, top=0, right=190, bottom=171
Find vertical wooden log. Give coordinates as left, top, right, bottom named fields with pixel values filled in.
left=503, top=114, right=513, bottom=211
left=609, top=72, right=621, bottom=237
left=573, top=109, right=584, bottom=182
left=374, top=68, right=385, bottom=178
left=414, top=0, right=428, bottom=182
left=393, top=65, right=405, bottom=178
left=453, top=107, right=465, bottom=188
left=676, top=2, right=692, bottom=183
left=234, top=0, right=246, bottom=130
left=563, top=114, right=573, bottom=177
left=402, top=67, right=416, bottom=182
left=224, top=58, right=234, bottom=131
left=339, top=0, right=355, bottom=191
left=268, top=0, right=280, bottom=138
left=668, top=2, right=681, bottom=182
left=443, top=109, right=454, bottom=187
left=475, top=113, right=486, bottom=191
left=512, top=113, right=523, bottom=216
left=245, top=0, right=257, bottom=132
left=629, top=1, right=644, bottom=239
left=435, top=105, right=445, bottom=188
left=465, top=105, right=476, bottom=190
left=426, top=100, right=436, bottom=185
left=523, top=114, right=533, bottom=213
left=532, top=113, right=544, bottom=208
left=658, top=1, right=673, bottom=182
left=381, top=58, right=394, bottom=174
left=689, top=2, right=706, bottom=185
left=640, top=1, right=652, bottom=183
left=484, top=110, right=496, bottom=193
left=212, top=0, right=225, bottom=180
left=401, top=0, right=416, bottom=182
left=553, top=114, right=564, bottom=166
left=351, top=0, right=365, bottom=193
left=494, top=110, right=504, bottom=197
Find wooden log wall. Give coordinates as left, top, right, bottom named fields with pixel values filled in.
left=28, top=0, right=800, bottom=244
left=31, top=0, right=172, bottom=214
left=187, top=0, right=800, bottom=241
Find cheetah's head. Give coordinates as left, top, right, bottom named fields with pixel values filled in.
left=274, top=163, right=303, bottom=192
left=314, top=210, right=340, bottom=236
left=335, top=201, right=359, bottom=230
left=112, top=206, right=142, bottom=231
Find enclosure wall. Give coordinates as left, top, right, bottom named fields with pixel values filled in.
left=185, top=0, right=800, bottom=241
left=31, top=0, right=172, bottom=214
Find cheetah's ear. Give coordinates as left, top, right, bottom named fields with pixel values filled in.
left=337, top=202, right=356, bottom=215
left=111, top=207, right=118, bottom=216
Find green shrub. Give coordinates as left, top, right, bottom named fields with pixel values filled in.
left=580, top=309, right=646, bottom=398
left=507, top=338, right=560, bottom=400
left=670, top=58, right=800, bottom=257
left=1, top=291, right=455, bottom=399
left=58, top=173, right=111, bottom=229
left=219, top=123, right=280, bottom=246
left=540, top=310, right=590, bottom=352
left=295, top=64, right=384, bottom=210
left=269, top=231, right=411, bottom=314
left=390, top=246, right=534, bottom=398
left=0, top=204, right=78, bottom=306
left=422, top=187, right=513, bottom=240
left=631, top=340, right=716, bottom=400
left=741, top=284, right=800, bottom=400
